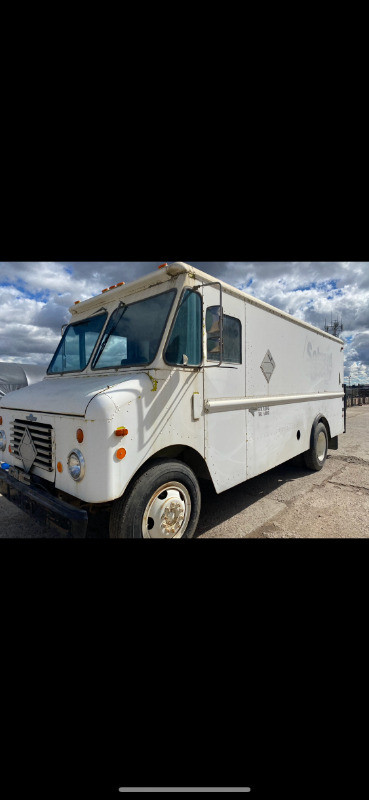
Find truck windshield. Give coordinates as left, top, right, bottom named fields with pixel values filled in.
left=48, top=313, right=108, bottom=374
left=92, top=290, right=176, bottom=369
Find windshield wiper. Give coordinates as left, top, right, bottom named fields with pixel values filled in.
left=92, top=302, right=127, bottom=365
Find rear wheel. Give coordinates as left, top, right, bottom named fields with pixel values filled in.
left=303, top=421, right=328, bottom=471
left=109, top=459, right=201, bottom=539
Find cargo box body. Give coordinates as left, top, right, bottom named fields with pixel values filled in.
left=202, top=280, right=343, bottom=491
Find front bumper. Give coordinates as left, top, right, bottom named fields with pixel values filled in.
left=0, top=465, right=88, bottom=538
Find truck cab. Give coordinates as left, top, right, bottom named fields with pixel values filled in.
left=0, top=263, right=209, bottom=537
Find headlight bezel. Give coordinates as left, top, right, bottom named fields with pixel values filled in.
left=67, top=448, right=85, bottom=482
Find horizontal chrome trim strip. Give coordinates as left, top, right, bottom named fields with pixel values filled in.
left=205, top=392, right=344, bottom=412
left=11, top=422, right=52, bottom=431
left=11, top=426, right=51, bottom=435
left=10, top=456, right=53, bottom=472
left=12, top=433, right=51, bottom=445
left=12, top=449, right=52, bottom=461
left=33, top=453, right=52, bottom=463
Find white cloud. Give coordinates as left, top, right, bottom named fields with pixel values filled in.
left=0, top=261, right=368, bottom=381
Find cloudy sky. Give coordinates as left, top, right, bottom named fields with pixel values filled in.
left=0, top=261, right=368, bottom=383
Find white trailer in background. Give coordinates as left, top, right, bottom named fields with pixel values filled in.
left=0, top=262, right=345, bottom=537
left=0, top=363, right=47, bottom=397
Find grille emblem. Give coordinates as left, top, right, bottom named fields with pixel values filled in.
left=18, top=427, right=37, bottom=473
left=26, top=414, right=38, bottom=422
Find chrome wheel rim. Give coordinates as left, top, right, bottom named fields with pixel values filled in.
left=142, top=481, right=191, bottom=538
left=317, top=431, right=327, bottom=462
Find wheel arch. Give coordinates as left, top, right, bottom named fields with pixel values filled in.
left=310, top=414, right=331, bottom=448
left=118, top=444, right=213, bottom=501
left=141, top=444, right=212, bottom=481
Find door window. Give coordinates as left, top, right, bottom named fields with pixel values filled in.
left=165, top=289, right=202, bottom=366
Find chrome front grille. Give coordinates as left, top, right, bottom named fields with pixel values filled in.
left=10, top=419, right=54, bottom=472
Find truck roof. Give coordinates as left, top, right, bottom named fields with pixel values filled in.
left=69, top=262, right=344, bottom=345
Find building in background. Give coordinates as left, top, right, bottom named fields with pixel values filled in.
left=345, top=384, right=369, bottom=406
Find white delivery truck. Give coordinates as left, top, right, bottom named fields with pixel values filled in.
left=0, top=262, right=345, bottom=538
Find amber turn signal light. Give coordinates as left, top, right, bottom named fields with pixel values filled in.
left=115, top=427, right=128, bottom=437
left=116, top=448, right=126, bottom=460
left=0, top=416, right=2, bottom=425
left=57, top=462, right=63, bottom=473
left=76, top=428, right=84, bottom=443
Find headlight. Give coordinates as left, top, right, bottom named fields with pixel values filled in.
left=0, top=431, right=6, bottom=452
left=67, top=449, right=85, bottom=482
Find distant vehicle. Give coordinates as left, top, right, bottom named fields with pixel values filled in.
left=0, top=363, right=47, bottom=397
left=0, top=262, right=345, bottom=538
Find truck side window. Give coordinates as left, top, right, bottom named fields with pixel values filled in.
left=206, top=308, right=242, bottom=364
left=165, top=290, right=202, bottom=366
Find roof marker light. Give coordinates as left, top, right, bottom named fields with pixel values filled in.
left=109, top=285, right=116, bottom=290
left=102, top=288, right=109, bottom=293
left=158, top=263, right=168, bottom=269
left=74, top=300, right=80, bottom=305
left=116, top=282, right=125, bottom=286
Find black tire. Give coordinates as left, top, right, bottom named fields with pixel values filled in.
left=303, top=421, right=328, bottom=471
left=109, top=459, right=201, bottom=539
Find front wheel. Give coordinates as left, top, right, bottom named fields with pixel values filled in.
left=303, top=421, right=328, bottom=471
left=109, top=459, right=201, bottom=539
